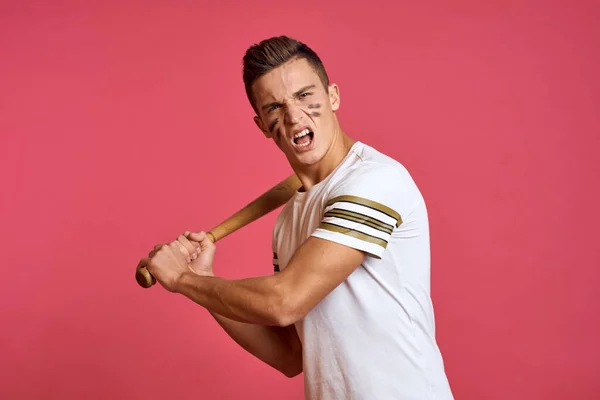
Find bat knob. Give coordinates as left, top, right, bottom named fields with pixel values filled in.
left=136, top=267, right=156, bottom=288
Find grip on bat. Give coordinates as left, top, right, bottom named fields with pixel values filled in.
left=135, top=173, right=301, bottom=289
left=135, top=231, right=217, bottom=289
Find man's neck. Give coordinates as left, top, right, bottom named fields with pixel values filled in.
left=293, top=131, right=355, bottom=192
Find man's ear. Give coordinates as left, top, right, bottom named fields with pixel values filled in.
left=328, top=83, right=340, bottom=111
left=254, top=115, right=272, bottom=139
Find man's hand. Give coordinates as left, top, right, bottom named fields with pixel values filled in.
left=139, top=231, right=216, bottom=292
left=183, top=231, right=216, bottom=277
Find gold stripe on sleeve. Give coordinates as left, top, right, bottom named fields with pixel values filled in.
left=324, top=209, right=394, bottom=234
left=325, top=195, right=402, bottom=227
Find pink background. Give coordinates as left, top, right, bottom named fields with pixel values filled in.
left=1, top=0, right=599, bottom=399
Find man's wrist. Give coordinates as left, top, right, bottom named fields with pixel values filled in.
left=174, top=270, right=197, bottom=293
left=174, top=269, right=214, bottom=294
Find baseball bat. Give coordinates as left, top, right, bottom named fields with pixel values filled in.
left=135, top=173, right=302, bottom=288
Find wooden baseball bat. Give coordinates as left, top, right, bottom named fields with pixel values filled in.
left=135, top=173, right=302, bottom=288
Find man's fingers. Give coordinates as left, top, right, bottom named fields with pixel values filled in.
left=137, top=257, right=150, bottom=269
left=149, top=235, right=198, bottom=264
left=148, top=244, right=163, bottom=257
left=177, top=234, right=199, bottom=261
left=186, top=231, right=215, bottom=250
left=167, top=241, right=191, bottom=263
left=167, top=240, right=191, bottom=263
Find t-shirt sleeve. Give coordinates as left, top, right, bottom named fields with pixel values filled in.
left=311, top=164, right=409, bottom=259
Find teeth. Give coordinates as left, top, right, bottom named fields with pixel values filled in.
left=294, top=128, right=310, bottom=139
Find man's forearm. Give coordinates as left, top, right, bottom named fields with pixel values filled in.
left=175, top=272, right=303, bottom=376
left=209, top=311, right=303, bottom=377
left=175, top=271, right=294, bottom=326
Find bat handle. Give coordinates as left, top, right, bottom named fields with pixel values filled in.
left=135, top=173, right=301, bottom=289
left=135, top=231, right=216, bottom=289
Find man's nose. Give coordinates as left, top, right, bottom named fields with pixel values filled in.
left=284, top=102, right=304, bottom=125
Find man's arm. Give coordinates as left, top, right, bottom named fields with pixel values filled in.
left=143, top=235, right=303, bottom=378
left=172, top=236, right=365, bottom=326
left=208, top=312, right=302, bottom=378
left=145, top=232, right=364, bottom=376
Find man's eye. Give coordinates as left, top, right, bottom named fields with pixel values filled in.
left=269, top=105, right=280, bottom=112
left=300, top=92, right=311, bottom=98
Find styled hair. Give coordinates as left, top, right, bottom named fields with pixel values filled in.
left=242, top=36, right=330, bottom=113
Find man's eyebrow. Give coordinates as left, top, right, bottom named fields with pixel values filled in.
left=261, top=101, right=281, bottom=111
left=293, top=85, right=316, bottom=96
left=260, top=85, right=317, bottom=111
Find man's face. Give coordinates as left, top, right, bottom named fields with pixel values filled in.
left=252, top=57, right=340, bottom=168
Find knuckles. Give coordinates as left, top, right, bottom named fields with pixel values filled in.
left=143, top=231, right=215, bottom=273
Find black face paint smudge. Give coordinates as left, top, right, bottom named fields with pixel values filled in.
left=308, top=103, right=322, bottom=109
left=268, top=118, right=279, bottom=133
left=310, top=112, right=321, bottom=118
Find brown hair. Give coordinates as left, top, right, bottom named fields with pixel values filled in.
left=242, top=36, right=330, bottom=113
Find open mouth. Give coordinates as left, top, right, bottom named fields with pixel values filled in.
left=293, top=128, right=314, bottom=147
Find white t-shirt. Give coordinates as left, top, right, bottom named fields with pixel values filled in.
left=271, top=141, right=454, bottom=400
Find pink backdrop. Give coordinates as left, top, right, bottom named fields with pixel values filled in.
left=1, top=1, right=599, bottom=399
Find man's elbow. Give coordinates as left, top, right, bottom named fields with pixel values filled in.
left=268, top=296, right=308, bottom=327
left=270, top=302, right=306, bottom=327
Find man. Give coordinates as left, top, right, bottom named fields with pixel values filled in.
left=140, top=36, right=454, bottom=399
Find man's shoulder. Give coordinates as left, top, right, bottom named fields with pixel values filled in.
left=357, top=143, right=406, bottom=171
left=324, top=141, right=422, bottom=218
left=337, top=141, right=411, bottom=186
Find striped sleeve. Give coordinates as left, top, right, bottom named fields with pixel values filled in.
left=311, top=165, right=407, bottom=259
